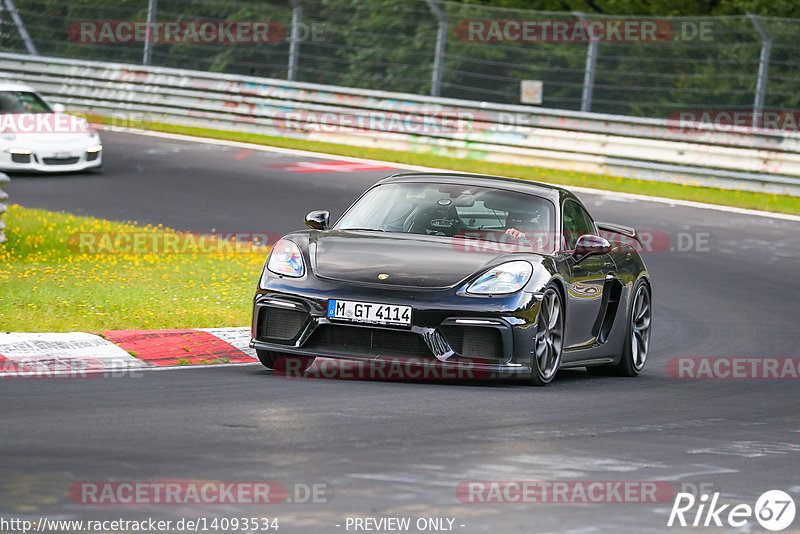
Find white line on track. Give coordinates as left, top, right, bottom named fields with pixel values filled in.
left=119, top=127, right=800, bottom=223
left=1, top=362, right=262, bottom=378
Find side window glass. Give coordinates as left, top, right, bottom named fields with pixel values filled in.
left=562, top=200, right=595, bottom=250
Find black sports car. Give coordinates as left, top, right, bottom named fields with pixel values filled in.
left=250, top=172, right=652, bottom=385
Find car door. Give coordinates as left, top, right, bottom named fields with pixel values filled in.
left=561, top=199, right=617, bottom=350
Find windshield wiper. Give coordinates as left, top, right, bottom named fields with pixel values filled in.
left=344, top=228, right=386, bottom=232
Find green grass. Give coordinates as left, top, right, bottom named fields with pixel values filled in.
left=0, top=205, right=265, bottom=332
left=120, top=120, right=799, bottom=215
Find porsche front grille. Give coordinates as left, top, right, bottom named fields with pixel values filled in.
left=305, top=324, right=432, bottom=358
left=42, top=156, right=80, bottom=165
left=440, top=326, right=504, bottom=361
left=256, top=307, right=308, bottom=342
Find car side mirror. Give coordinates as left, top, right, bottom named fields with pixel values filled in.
left=573, top=234, right=612, bottom=258
left=304, top=210, right=330, bottom=230
left=51, top=103, right=66, bottom=113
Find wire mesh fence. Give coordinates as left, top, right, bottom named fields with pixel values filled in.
left=2, top=0, right=800, bottom=119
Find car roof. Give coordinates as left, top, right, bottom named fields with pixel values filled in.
left=376, top=172, right=577, bottom=206
left=0, top=81, right=36, bottom=92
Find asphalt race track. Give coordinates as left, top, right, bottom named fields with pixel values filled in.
left=3, top=131, right=800, bottom=533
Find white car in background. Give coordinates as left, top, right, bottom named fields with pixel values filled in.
left=0, top=82, right=102, bottom=172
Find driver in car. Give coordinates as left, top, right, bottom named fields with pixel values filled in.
left=504, top=210, right=554, bottom=252
left=505, top=211, right=541, bottom=241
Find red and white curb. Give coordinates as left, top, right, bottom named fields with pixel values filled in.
left=0, top=328, right=257, bottom=377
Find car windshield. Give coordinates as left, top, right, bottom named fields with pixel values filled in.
left=0, top=91, right=52, bottom=114
left=335, top=182, right=556, bottom=251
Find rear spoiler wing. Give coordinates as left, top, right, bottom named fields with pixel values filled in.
left=596, top=221, right=642, bottom=246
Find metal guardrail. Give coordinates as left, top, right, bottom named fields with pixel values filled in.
left=7, top=1, right=800, bottom=119
left=0, top=172, right=9, bottom=243
left=2, top=52, right=800, bottom=196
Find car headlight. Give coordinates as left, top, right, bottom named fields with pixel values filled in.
left=266, top=238, right=305, bottom=278
left=467, top=260, right=533, bottom=295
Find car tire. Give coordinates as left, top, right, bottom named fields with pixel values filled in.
left=528, top=285, right=564, bottom=386
left=586, top=279, right=651, bottom=377
left=256, top=349, right=315, bottom=374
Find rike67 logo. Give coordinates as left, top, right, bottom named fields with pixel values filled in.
left=668, top=490, right=796, bottom=531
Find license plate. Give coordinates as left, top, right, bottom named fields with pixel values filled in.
left=327, top=300, right=411, bottom=326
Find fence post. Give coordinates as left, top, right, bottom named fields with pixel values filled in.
left=574, top=12, right=597, bottom=113
left=748, top=14, right=771, bottom=129
left=142, top=0, right=157, bottom=65
left=3, top=0, right=37, bottom=55
left=0, top=172, right=9, bottom=243
left=0, top=2, right=5, bottom=46
left=424, top=0, right=447, bottom=97
left=287, top=0, right=302, bottom=81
